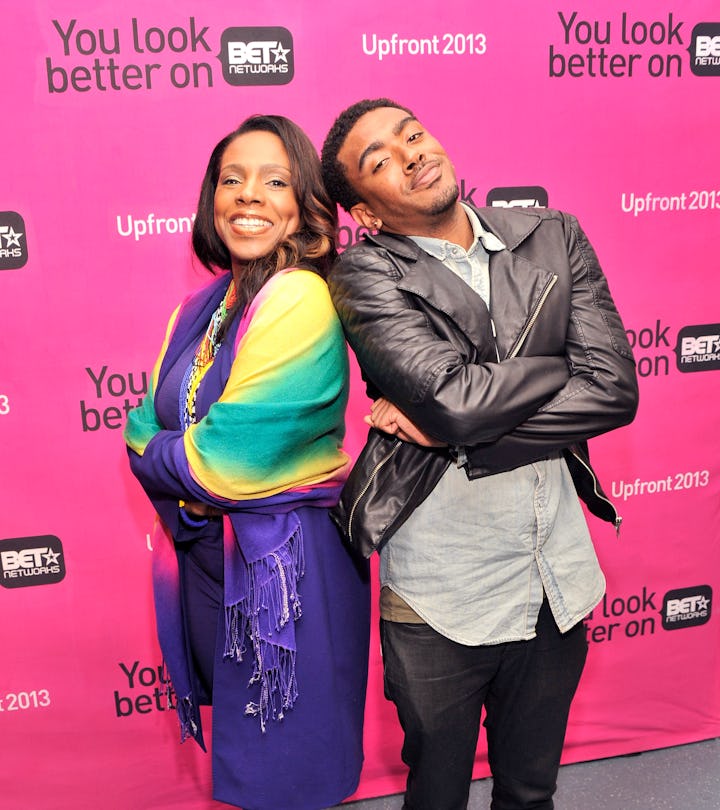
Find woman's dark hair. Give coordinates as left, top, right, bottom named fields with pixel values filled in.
left=192, top=114, right=338, bottom=319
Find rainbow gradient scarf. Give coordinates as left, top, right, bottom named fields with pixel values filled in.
left=125, top=269, right=350, bottom=741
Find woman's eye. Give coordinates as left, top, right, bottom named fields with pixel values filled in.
left=268, top=178, right=289, bottom=188
left=221, top=176, right=240, bottom=185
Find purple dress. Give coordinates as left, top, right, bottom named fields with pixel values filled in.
left=128, top=274, right=370, bottom=810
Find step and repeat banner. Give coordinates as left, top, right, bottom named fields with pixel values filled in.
left=2, top=0, right=719, bottom=807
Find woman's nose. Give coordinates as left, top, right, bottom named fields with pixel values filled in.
left=235, top=175, right=263, bottom=203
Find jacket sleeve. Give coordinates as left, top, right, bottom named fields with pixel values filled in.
left=466, top=213, right=638, bottom=473
left=125, top=271, right=350, bottom=505
left=329, top=248, right=570, bottom=446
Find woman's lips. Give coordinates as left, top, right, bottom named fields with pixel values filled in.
left=229, top=215, right=272, bottom=232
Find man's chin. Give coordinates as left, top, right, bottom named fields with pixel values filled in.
left=427, top=184, right=460, bottom=217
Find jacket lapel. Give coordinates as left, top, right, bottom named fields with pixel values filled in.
left=474, top=208, right=560, bottom=359
left=363, top=213, right=558, bottom=361
left=366, top=231, right=493, bottom=350
left=487, top=250, right=559, bottom=359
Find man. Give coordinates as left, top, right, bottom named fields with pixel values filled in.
left=320, top=98, right=639, bottom=810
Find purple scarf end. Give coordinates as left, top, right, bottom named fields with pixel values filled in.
left=223, top=523, right=305, bottom=732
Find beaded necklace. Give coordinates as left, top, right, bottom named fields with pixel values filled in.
left=179, top=280, right=238, bottom=431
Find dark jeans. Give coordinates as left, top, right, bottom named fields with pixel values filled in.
left=380, top=601, right=588, bottom=810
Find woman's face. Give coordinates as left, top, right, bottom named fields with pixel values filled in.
left=213, top=130, right=301, bottom=271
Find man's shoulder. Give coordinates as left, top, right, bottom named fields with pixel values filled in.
left=474, top=205, right=569, bottom=227
left=328, top=234, right=419, bottom=302
left=472, top=206, right=576, bottom=249
left=333, top=232, right=419, bottom=277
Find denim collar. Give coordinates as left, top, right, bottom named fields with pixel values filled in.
left=408, top=203, right=506, bottom=260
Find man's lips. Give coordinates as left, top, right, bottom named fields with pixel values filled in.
left=411, top=162, right=442, bottom=190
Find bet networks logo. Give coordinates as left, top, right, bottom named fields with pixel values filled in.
left=662, top=585, right=712, bottom=630
left=586, top=583, right=713, bottom=644
left=218, top=27, right=293, bottom=86
left=45, top=18, right=294, bottom=93
left=0, top=536, right=66, bottom=588
left=0, top=212, right=28, bottom=270
left=688, top=23, right=720, bottom=76
left=486, top=186, right=549, bottom=208
left=675, top=323, right=720, bottom=372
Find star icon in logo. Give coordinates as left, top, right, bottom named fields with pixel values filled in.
left=43, top=549, right=61, bottom=566
left=272, top=43, right=290, bottom=63
left=2, top=227, right=23, bottom=248
left=4, top=227, right=23, bottom=247
left=696, top=595, right=710, bottom=611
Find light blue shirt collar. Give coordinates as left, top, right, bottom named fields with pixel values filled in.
left=409, top=204, right=505, bottom=261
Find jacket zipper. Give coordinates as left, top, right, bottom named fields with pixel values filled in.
left=568, top=448, right=623, bottom=537
left=490, top=319, right=500, bottom=361
left=507, top=274, right=559, bottom=359
left=348, top=439, right=402, bottom=547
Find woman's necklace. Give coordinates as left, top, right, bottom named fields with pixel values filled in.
left=179, top=280, right=238, bottom=431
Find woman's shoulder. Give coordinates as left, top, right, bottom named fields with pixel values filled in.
left=269, top=266, right=328, bottom=291
left=238, top=268, right=335, bottom=335
left=260, top=267, right=333, bottom=308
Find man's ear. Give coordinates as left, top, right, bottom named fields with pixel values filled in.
left=349, top=204, right=382, bottom=230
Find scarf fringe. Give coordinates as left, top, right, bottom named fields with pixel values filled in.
left=177, top=694, right=199, bottom=742
left=244, top=646, right=297, bottom=731
left=158, top=662, right=198, bottom=743
left=224, top=526, right=305, bottom=732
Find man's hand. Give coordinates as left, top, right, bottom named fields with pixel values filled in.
left=365, top=398, right=446, bottom=447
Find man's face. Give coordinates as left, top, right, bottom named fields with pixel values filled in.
left=337, top=106, right=459, bottom=235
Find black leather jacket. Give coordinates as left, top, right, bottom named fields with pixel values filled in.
left=329, top=207, right=639, bottom=531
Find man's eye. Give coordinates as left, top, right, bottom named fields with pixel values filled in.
left=372, top=158, right=388, bottom=174
left=408, top=131, right=423, bottom=142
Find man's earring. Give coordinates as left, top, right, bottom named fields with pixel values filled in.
left=373, top=219, right=381, bottom=229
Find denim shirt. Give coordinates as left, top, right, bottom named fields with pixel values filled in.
left=378, top=206, right=606, bottom=644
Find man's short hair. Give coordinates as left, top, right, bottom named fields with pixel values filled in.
left=321, top=98, right=414, bottom=212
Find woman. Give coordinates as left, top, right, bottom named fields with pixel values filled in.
left=124, top=115, right=370, bottom=810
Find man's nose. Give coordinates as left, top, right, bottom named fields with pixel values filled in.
left=402, top=146, right=425, bottom=173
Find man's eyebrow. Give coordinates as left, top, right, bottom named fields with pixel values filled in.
left=357, top=115, right=419, bottom=172
left=393, top=115, right=417, bottom=136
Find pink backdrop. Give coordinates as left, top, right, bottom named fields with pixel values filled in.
left=2, top=1, right=719, bottom=806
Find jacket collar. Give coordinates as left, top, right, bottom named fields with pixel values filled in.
left=357, top=206, right=554, bottom=358
left=361, top=205, right=544, bottom=258
left=474, top=206, right=543, bottom=250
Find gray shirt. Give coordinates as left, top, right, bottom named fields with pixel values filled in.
left=379, top=206, right=605, bottom=644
